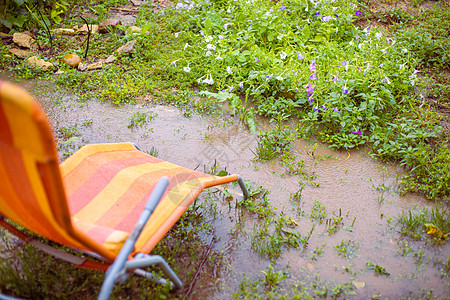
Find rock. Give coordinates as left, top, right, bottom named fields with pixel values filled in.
left=104, top=55, right=117, bottom=64
left=9, top=48, right=31, bottom=59
left=77, top=24, right=99, bottom=34
left=13, top=32, right=35, bottom=48
left=110, top=14, right=136, bottom=27
left=52, top=28, right=76, bottom=35
left=0, top=32, right=13, bottom=45
left=116, top=40, right=137, bottom=54
left=62, top=54, right=81, bottom=68
left=54, top=69, right=65, bottom=75
left=78, top=62, right=87, bottom=71
left=98, top=18, right=121, bottom=34
left=86, top=61, right=103, bottom=70
left=127, top=26, right=142, bottom=34
left=26, top=56, right=53, bottom=70
left=131, top=0, right=142, bottom=5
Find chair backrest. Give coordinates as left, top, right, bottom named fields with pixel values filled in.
left=0, top=80, right=113, bottom=260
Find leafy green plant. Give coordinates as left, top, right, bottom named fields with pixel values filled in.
left=311, top=200, right=327, bottom=223
left=260, top=264, right=288, bottom=288
left=366, top=262, right=390, bottom=277
left=335, top=240, right=359, bottom=259
left=127, top=112, right=157, bottom=128
left=255, top=124, right=293, bottom=160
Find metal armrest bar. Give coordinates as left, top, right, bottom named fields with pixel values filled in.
left=97, top=177, right=170, bottom=300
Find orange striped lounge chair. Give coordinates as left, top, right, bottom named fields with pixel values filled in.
left=0, top=80, right=249, bottom=299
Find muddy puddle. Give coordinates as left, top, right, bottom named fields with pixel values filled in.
left=2, top=75, right=449, bottom=298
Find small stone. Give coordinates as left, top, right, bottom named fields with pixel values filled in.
left=116, top=40, right=137, bottom=54
left=104, top=55, right=117, bottom=64
left=62, top=54, right=81, bottom=68
left=52, top=28, right=76, bottom=35
left=26, top=56, right=53, bottom=70
left=78, top=62, right=87, bottom=71
left=13, top=32, right=35, bottom=48
left=98, top=18, right=121, bottom=34
left=77, top=24, right=99, bottom=34
left=0, top=32, right=13, bottom=44
left=86, top=61, right=104, bottom=70
left=54, top=69, right=65, bottom=75
left=127, top=26, right=142, bottom=34
left=9, top=48, right=31, bottom=59
left=131, top=0, right=142, bottom=5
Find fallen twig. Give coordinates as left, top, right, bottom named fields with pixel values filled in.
left=110, top=7, right=139, bottom=13
left=184, top=237, right=215, bottom=298
left=79, top=16, right=91, bottom=59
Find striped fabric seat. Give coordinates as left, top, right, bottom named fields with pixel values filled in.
left=62, top=142, right=239, bottom=255
left=0, top=80, right=242, bottom=265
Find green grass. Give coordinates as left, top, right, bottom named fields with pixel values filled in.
left=397, top=205, right=450, bottom=242
left=1, top=0, right=449, bottom=200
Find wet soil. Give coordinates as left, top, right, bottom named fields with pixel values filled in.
left=5, top=73, right=446, bottom=298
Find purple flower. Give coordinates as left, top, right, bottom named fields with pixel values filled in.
left=308, top=97, right=313, bottom=103
left=309, top=61, right=317, bottom=72
left=255, top=57, right=260, bottom=63
left=342, top=60, right=348, bottom=67
left=322, top=105, right=327, bottom=110
left=228, top=86, right=235, bottom=93
left=342, top=87, right=349, bottom=94
left=355, top=34, right=360, bottom=39
left=303, top=82, right=314, bottom=96
left=322, top=16, right=331, bottom=21
left=239, top=82, right=244, bottom=89
left=310, top=73, right=317, bottom=80
left=335, top=14, right=339, bottom=19
left=267, top=74, right=273, bottom=80
left=315, top=11, right=320, bottom=16
left=333, top=107, right=339, bottom=113
left=331, top=74, right=339, bottom=83
left=352, top=130, right=362, bottom=135
left=280, top=5, right=286, bottom=10
left=297, top=53, right=305, bottom=60
left=355, top=10, right=361, bottom=16
left=313, top=106, right=319, bottom=111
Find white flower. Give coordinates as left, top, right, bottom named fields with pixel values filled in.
left=322, top=16, right=331, bottom=22
left=363, top=27, right=370, bottom=34
left=184, top=66, right=191, bottom=72
left=206, top=50, right=212, bottom=57
left=205, top=36, right=213, bottom=42
left=280, top=51, right=287, bottom=60
left=349, top=40, right=354, bottom=46
left=203, top=75, right=214, bottom=85
left=226, top=66, right=233, bottom=74
left=402, top=48, right=408, bottom=53
left=174, top=32, right=179, bottom=38
left=224, top=23, right=230, bottom=30
left=170, top=61, right=177, bottom=67
left=276, top=75, right=283, bottom=81
left=206, top=44, right=216, bottom=50
left=216, top=55, right=223, bottom=60
left=381, top=48, right=387, bottom=53
left=184, top=43, right=190, bottom=50
left=375, top=32, right=382, bottom=40
left=218, top=35, right=224, bottom=40
left=381, top=77, right=391, bottom=84
left=239, top=82, right=244, bottom=89
left=200, top=30, right=204, bottom=36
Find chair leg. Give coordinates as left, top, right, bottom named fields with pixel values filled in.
left=126, top=253, right=182, bottom=290
left=237, top=175, right=249, bottom=199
